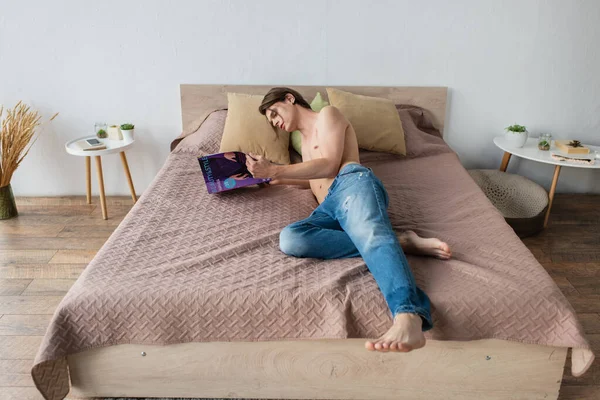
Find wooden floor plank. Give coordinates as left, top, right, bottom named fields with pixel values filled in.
left=89, top=204, right=134, bottom=218
left=564, top=294, right=600, bottom=314
left=0, top=214, right=124, bottom=227
left=552, top=276, right=578, bottom=296
left=16, top=196, right=134, bottom=206
left=0, top=296, right=63, bottom=315
left=57, top=225, right=116, bottom=238
left=48, top=250, right=96, bottom=264
left=550, top=252, right=600, bottom=263
left=21, top=279, right=77, bottom=296
left=0, top=387, right=45, bottom=400
left=0, top=279, right=33, bottom=296
left=0, top=315, right=53, bottom=336
left=558, top=385, right=600, bottom=400
left=0, top=359, right=34, bottom=374
left=11, top=205, right=95, bottom=216
left=567, top=276, right=600, bottom=295
left=577, top=314, right=600, bottom=334
left=0, top=370, right=36, bottom=387
left=541, top=262, right=600, bottom=278
left=0, top=237, right=107, bottom=251
left=523, top=245, right=552, bottom=263
left=0, top=336, right=43, bottom=359
left=0, top=225, right=64, bottom=238
left=0, top=264, right=87, bottom=279
left=0, top=250, right=56, bottom=265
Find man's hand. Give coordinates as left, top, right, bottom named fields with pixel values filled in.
left=230, top=172, right=250, bottom=180
left=245, top=153, right=277, bottom=179
left=223, top=152, right=237, bottom=162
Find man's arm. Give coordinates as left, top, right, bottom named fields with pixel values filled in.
left=247, top=106, right=347, bottom=180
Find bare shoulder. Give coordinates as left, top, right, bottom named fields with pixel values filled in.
left=317, top=105, right=349, bottom=127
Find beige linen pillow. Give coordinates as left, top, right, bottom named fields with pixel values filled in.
left=219, top=92, right=290, bottom=165
left=326, top=88, right=406, bottom=155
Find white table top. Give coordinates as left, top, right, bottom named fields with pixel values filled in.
left=493, top=137, right=600, bottom=169
left=65, top=136, right=135, bottom=157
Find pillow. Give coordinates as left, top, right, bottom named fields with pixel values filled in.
left=219, top=92, right=290, bottom=165
left=290, top=92, right=329, bottom=155
left=397, top=104, right=442, bottom=138
left=326, top=88, right=406, bottom=155
left=176, top=110, right=228, bottom=155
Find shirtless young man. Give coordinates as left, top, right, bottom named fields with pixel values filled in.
left=246, top=87, right=452, bottom=353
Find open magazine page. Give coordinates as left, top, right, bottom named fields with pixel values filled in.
left=198, top=152, right=272, bottom=193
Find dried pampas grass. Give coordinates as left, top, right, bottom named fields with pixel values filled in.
left=0, top=101, right=58, bottom=187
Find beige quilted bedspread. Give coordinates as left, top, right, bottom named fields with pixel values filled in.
left=32, top=108, right=594, bottom=400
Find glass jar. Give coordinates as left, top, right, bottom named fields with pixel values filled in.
left=538, top=133, right=552, bottom=151
left=95, top=122, right=108, bottom=138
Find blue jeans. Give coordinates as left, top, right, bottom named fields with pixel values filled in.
left=279, top=163, right=433, bottom=331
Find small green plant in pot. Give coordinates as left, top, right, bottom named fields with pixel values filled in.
left=504, top=124, right=528, bottom=148
left=120, top=123, right=135, bottom=142
left=537, top=133, right=552, bottom=151
left=96, top=129, right=107, bottom=138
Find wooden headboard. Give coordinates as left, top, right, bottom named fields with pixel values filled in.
left=180, top=84, right=448, bottom=137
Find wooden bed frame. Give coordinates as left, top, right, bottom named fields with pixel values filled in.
left=67, top=85, right=569, bottom=400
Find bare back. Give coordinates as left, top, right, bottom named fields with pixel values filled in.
left=301, top=110, right=360, bottom=204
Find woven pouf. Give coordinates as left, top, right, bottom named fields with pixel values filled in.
left=467, top=169, right=549, bottom=238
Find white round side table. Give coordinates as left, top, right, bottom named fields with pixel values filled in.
left=494, top=137, right=600, bottom=228
left=65, top=136, right=137, bottom=220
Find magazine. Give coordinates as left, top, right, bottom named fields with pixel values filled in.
left=198, top=152, right=272, bottom=194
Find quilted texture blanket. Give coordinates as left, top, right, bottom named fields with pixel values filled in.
left=32, top=107, right=594, bottom=400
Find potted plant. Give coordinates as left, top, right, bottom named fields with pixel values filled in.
left=0, top=102, right=58, bottom=219
left=504, top=124, right=528, bottom=148
left=96, top=129, right=107, bottom=139
left=94, top=122, right=107, bottom=138
left=120, top=123, right=135, bottom=142
left=537, top=133, right=551, bottom=151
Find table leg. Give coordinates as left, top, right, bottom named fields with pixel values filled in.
left=544, top=165, right=561, bottom=228
left=499, top=152, right=512, bottom=172
left=95, top=156, right=108, bottom=220
left=120, top=152, right=137, bottom=203
left=85, top=156, right=91, bottom=204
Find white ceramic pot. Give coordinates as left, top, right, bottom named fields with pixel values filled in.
left=121, top=129, right=134, bottom=142
left=504, top=130, right=528, bottom=148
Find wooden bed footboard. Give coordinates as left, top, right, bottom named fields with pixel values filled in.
left=67, top=338, right=567, bottom=400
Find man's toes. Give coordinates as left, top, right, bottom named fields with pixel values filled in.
left=374, top=342, right=384, bottom=351
left=365, top=340, right=375, bottom=351
left=439, top=242, right=450, bottom=252
left=434, top=250, right=450, bottom=259
left=389, top=342, right=399, bottom=351
left=398, top=342, right=413, bottom=352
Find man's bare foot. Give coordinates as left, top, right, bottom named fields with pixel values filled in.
left=398, top=230, right=452, bottom=260
left=365, top=313, right=426, bottom=352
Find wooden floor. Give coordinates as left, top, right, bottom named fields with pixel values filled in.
left=0, top=194, right=598, bottom=400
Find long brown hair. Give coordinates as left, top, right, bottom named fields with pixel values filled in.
left=258, top=87, right=311, bottom=115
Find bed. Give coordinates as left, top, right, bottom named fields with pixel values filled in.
left=31, top=85, right=594, bottom=400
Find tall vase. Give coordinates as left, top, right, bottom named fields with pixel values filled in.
left=0, top=183, right=18, bottom=219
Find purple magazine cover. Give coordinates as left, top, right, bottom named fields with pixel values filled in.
left=198, top=152, right=271, bottom=194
